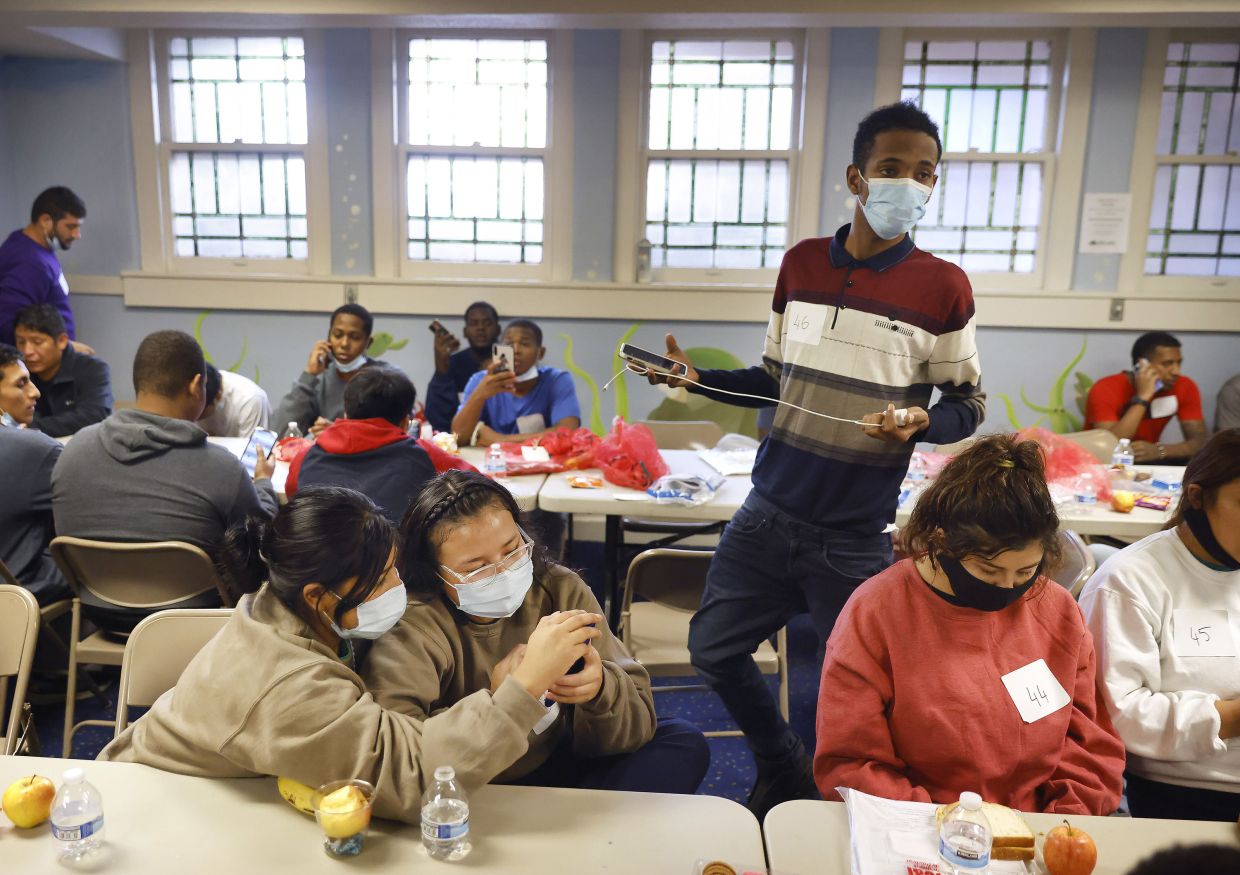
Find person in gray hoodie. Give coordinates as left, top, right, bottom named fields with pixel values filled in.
left=52, top=329, right=277, bottom=634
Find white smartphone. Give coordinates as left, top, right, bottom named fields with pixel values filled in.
left=241, top=427, right=279, bottom=476
left=492, top=343, right=514, bottom=373
left=619, top=342, right=689, bottom=378
left=1134, top=358, right=1164, bottom=392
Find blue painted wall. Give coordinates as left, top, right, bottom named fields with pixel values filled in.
left=1, top=28, right=1236, bottom=435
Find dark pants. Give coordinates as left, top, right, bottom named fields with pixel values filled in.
left=1126, top=772, right=1240, bottom=822
left=688, top=491, right=892, bottom=761
left=509, top=718, right=710, bottom=794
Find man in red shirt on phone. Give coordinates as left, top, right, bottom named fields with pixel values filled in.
left=1085, top=331, right=1207, bottom=463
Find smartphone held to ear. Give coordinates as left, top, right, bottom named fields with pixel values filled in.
left=241, top=427, right=279, bottom=476
left=1135, top=358, right=1164, bottom=392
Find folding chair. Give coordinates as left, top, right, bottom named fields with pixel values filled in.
left=0, top=585, right=40, bottom=755
left=114, top=609, right=233, bottom=735
left=620, top=548, right=787, bottom=738
left=1050, top=529, right=1097, bottom=599
left=50, top=536, right=234, bottom=757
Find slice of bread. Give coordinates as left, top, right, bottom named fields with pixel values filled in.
left=935, top=800, right=1035, bottom=861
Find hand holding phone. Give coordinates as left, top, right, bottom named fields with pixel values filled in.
left=628, top=334, right=698, bottom=388
left=241, top=427, right=279, bottom=477
left=492, top=343, right=514, bottom=374
left=306, top=340, right=332, bottom=376
left=1134, top=358, right=1163, bottom=399
left=430, top=321, right=461, bottom=372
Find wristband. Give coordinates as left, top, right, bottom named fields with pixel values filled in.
left=470, top=421, right=485, bottom=447
left=1156, top=443, right=1167, bottom=460
left=1128, top=396, right=1150, bottom=408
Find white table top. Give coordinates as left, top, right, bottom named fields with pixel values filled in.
left=763, top=799, right=1239, bottom=875
left=537, top=449, right=751, bottom=520
left=457, top=447, right=545, bottom=512
left=0, top=756, right=765, bottom=873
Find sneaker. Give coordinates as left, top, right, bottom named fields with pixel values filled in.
left=746, top=746, right=820, bottom=820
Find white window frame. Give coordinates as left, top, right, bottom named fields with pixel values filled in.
left=381, top=29, right=572, bottom=283
left=144, top=29, right=330, bottom=277
left=876, top=27, right=1087, bottom=294
left=1120, top=28, right=1240, bottom=300
left=616, top=29, right=817, bottom=287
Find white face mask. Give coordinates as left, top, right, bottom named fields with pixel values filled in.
left=328, top=584, right=407, bottom=640
left=333, top=352, right=367, bottom=374
left=515, top=364, right=539, bottom=383
left=859, top=177, right=933, bottom=240
left=0, top=411, right=17, bottom=428
left=446, top=552, right=535, bottom=619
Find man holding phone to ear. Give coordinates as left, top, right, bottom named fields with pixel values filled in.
left=1086, top=331, right=1207, bottom=463
left=424, top=301, right=501, bottom=432
left=644, top=103, right=985, bottom=817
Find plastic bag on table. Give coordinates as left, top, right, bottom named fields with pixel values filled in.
left=272, top=436, right=311, bottom=464
left=647, top=473, right=725, bottom=507
left=1014, top=427, right=1113, bottom=503
left=595, top=417, right=669, bottom=490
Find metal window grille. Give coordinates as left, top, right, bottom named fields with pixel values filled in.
left=166, top=35, right=309, bottom=260
left=404, top=38, right=548, bottom=265
left=1145, top=41, right=1240, bottom=277
left=902, top=39, right=1052, bottom=273
left=644, top=38, right=796, bottom=271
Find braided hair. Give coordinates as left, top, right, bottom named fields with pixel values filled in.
left=399, top=470, right=552, bottom=601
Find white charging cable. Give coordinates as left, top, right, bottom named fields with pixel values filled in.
left=603, top=365, right=910, bottom=428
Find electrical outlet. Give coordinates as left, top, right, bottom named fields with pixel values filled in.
left=344, top=284, right=358, bottom=304
left=1109, top=298, right=1125, bottom=322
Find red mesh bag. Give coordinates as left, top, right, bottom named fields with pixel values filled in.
left=1014, top=427, right=1113, bottom=502
left=594, top=418, right=668, bottom=490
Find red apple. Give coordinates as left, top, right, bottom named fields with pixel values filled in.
left=1044, top=820, right=1098, bottom=875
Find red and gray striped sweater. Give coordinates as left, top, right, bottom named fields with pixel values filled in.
left=691, top=225, right=985, bottom=534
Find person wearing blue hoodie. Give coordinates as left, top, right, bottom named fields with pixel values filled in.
left=52, top=330, right=277, bottom=634
left=288, top=365, right=436, bottom=525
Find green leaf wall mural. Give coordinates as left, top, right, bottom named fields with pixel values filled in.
left=993, top=337, right=1095, bottom=434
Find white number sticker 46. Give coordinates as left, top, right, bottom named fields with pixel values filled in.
left=1000, top=659, right=1071, bottom=724
left=785, top=301, right=827, bottom=346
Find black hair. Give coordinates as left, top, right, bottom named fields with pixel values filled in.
left=1167, top=428, right=1240, bottom=530
left=218, top=486, right=395, bottom=627
left=399, top=470, right=552, bottom=601
left=15, top=304, right=67, bottom=339
left=202, top=363, right=222, bottom=406
left=465, top=301, right=499, bottom=324
left=1126, top=844, right=1240, bottom=875
left=344, top=365, right=417, bottom=426
left=132, top=330, right=204, bottom=398
left=0, top=343, right=22, bottom=371
left=30, top=186, right=86, bottom=224
left=1132, top=331, right=1180, bottom=365
left=330, top=303, right=374, bottom=338
left=504, top=318, right=543, bottom=347
left=852, top=101, right=943, bottom=171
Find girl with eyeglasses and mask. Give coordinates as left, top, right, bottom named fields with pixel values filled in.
left=364, top=470, right=710, bottom=794
left=1080, top=428, right=1240, bottom=823
left=101, top=487, right=554, bottom=823
left=814, top=434, right=1126, bottom=814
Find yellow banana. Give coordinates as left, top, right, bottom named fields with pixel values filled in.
left=276, top=776, right=316, bottom=816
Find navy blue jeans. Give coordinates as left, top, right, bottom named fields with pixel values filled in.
left=688, top=491, right=893, bottom=761
left=508, top=718, right=710, bottom=794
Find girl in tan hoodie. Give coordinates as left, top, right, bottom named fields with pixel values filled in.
left=363, top=470, right=710, bottom=793
left=100, top=486, right=595, bottom=823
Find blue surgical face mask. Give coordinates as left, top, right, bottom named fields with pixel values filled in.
left=328, top=583, right=408, bottom=640
left=446, top=551, right=535, bottom=620
left=859, top=177, right=933, bottom=240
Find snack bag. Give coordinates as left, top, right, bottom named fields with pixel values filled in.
left=594, top=417, right=668, bottom=490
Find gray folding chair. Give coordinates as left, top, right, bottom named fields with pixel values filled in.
left=0, top=585, right=40, bottom=755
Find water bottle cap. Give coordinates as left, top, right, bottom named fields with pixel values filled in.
left=434, top=765, right=455, bottom=782
left=489, top=443, right=502, bottom=451
left=959, top=791, right=982, bottom=810
left=62, top=768, right=85, bottom=784
left=288, top=421, right=298, bottom=428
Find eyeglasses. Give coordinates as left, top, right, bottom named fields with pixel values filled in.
left=439, top=532, right=534, bottom=587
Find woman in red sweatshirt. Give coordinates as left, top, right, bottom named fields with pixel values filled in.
left=814, top=434, right=1125, bottom=814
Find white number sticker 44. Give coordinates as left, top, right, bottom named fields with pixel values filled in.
left=1001, top=659, right=1070, bottom=724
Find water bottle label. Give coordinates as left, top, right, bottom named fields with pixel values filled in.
left=51, top=814, right=103, bottom=842
left=423, top=819, right=469, bottom=841
left=939, top=837, right=989, bottom=869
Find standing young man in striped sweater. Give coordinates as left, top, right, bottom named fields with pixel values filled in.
left=648, top=102, right=985, bottom=816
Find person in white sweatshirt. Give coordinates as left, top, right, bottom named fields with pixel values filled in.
left=1080, top=428, right=1240, bottom=822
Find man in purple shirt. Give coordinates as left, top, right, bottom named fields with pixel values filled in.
left=0, top=186, right=85, bottom=347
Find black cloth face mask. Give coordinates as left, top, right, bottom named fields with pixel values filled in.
left=940, top=555, right=1040, bottom=612
left=1184, top=505, right=1240, bottom=571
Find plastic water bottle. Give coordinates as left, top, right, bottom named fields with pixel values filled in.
left=50, top=768, right=105, bottom=864
left=420, top=421, right=434, bottom=441
left=421, top=765, right=471, bottom=861
left=485, top=443, right=505, bottom=476
left=1111, top=438, right=1135, bottom=477
left=938, top=791, right=991, bottom=873
left=285, top=420, right=303, bottom=440
left=1074, top=471, right=1098, bottom=510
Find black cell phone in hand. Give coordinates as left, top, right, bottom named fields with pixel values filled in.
left=568, top=623, right=597, bottom=674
